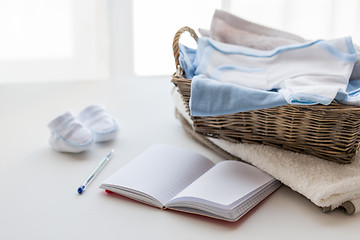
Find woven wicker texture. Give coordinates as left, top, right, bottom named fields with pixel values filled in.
left=171, top=26, right=360, bottom=164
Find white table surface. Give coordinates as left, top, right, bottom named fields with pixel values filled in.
left=0, top=77, right=359, bottom=240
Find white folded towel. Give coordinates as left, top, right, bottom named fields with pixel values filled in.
left=172, top=88, right=360, bottom=214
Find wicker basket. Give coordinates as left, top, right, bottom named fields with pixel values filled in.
left=171, top=26, right=360, bottom=164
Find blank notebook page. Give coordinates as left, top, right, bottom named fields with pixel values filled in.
left=102, top=144, right=214, bottom=205
left=171, top=160, right=274, bottom=206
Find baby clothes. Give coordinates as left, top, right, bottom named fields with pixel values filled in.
left=180, top=37, right=357, bottom=116
left=48, top=105, right=119, bottom=153
left=48, top=110, right=94, bottom=153
left=202, top=9, right=360, bottom=81
left=207, top=9, right=305, bottom=50
left=335, top=79, right=360, bottom=105
left=78, top=104, right=119, bottom=143
left=190, top=74, right=288, bottom=116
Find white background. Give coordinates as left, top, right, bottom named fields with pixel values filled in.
left=0, top=0, right=359, bottom=82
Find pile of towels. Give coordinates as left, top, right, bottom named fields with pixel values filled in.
left=179, top=10, right=360, bottom=117
left=173, top=10, right=360, bottom=214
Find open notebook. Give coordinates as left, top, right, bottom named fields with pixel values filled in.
left=100, top=144, right=281, bottom=222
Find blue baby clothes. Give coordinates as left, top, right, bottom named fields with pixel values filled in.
left=203, top=9, right=360, bottom=81
left=190, top=74, right=288, bottom=116
left=180, top=37, right=357, bottom=116
left=335, top=79, right=360, bottom=106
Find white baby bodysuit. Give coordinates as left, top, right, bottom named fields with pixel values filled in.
left=193, top=37, right=357, bottom=105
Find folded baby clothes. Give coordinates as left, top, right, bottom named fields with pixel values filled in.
left=180, top=36, right=357, bottom=116
left=190, top=74, right=288, bottom=116
left=48, top=110, right=94, bottom=153
left=78, top=104, right=119, bottom=143
left=172, top=88, right=360, bottom=215
left=352, top=45, right=360, bottom=80
left=205, top=9, right=360, bottom=81
left=208, top=9, right=305, bottom=50
left=335, top=79, right=360, bottom=105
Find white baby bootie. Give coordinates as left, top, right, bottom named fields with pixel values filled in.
left=48, top=110, right=94, bottom=153
left=78, top=104, right=119, bottom=142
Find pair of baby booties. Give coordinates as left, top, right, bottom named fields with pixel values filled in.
left=48, top=105, right=119, bottom=153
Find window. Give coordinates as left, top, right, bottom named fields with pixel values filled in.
left=227, top=0, right=360, bottom=41
left=132, top=0, right=222, bottom=76
left=1, top=0, right=359, bottom=82
left=133, top=0, right=360, bottom=77
left=0, top=0, right=109, bottom=83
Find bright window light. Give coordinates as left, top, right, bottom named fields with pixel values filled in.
left=0, top=0, right=74, bottom=61
left=133, top=0, right=222, bottom=76
left=226, top=0, right=360, bottom=42
left=0, top=0, right=109, bottom=83
left=133, top=0, right=360, bottom=77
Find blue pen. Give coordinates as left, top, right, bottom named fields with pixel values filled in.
left=77, top=149, right=114, bottom=194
